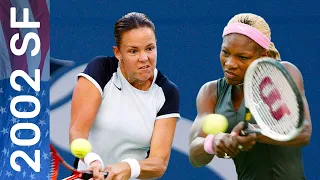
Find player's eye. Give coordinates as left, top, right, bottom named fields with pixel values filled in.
left=129, top=49, right=137, bottom=54
left=221, top=50, right=229, bottom=56
left=239, top=56, right=249, bottom=60
left=146, top=46, right=155, bottom=51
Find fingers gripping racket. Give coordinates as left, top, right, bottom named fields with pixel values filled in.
left=50, top=144, right=108, bottom=180
left=241, top=57, right=304, bottom=141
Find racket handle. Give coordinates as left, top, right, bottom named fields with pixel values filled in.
left=241, top=122, right=249, bottom=136
left=240, top=129, right=247, bottom=136
left=244, top=108, right=251, bottom=129
left=240, top=129, right=261, bottom=135
left=81, top=171, right=108, bottom=179
left=240, top=108, right=252, bottom=136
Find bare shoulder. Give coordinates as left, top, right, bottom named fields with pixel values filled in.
left=197, top=80, right=218, bottom=102
left=189, top=80, right=219, bottom=143
left=280, top=61, right=305, bottom=93
left=196, top=80, right=219, bottom=115
left=281, top=61, right=300, bottom=74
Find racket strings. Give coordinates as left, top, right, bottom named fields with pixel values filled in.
left=248, top=63, right=300, bottom=135
left=50, top=150, right=59, bottom=180
left=268, top=65, right=299, bottom=130
left=251, top=68, right=282, bottom=131
left=258, top=65, right=296, bottom=134
left=259, top=65, right=292, bottom=134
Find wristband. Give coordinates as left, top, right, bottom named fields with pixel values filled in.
left=84, top=152, right=104, bottom=169
left=204, top=134, right=215, bottom=155
left=121, top=158, right=141, bottom=179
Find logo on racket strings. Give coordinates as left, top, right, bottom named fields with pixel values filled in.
left=259, top=77, right=291, bottom=120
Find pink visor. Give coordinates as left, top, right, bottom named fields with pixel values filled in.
left=222, top=23, right=271, bottom=49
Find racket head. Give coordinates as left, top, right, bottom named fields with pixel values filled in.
left=50, top=144, right=108, bottom=180
left=50, top=144, right=60, bottom=180
left=244, top=57, right=304, bottom=141
left=50, top=144, right=85, bottom=180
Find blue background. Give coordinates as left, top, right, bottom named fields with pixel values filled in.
left=51, top=1, right=320, bottom=179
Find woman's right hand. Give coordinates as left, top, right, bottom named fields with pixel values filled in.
left=232, top=122, right=257, bottom=151
left=88, top=160, right=104, bottom=180
left=212, top=133, right=239, bottom=158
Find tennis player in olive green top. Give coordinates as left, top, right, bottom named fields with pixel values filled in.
left=189, top=13, right=312, bottom=180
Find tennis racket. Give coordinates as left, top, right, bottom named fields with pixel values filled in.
left=50, top=144, right=108, bottom=180
left=241, top=57, right=304, bottom=141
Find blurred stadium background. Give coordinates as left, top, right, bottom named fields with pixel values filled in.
left=50, top=1, right=320, bottom=179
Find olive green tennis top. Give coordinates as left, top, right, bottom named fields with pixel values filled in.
left=214, top=78, right=305, bottom=180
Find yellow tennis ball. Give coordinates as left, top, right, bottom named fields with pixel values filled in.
left=202, top=114, right=228, bottom=135
left=70, top=138, right=92, bottom=158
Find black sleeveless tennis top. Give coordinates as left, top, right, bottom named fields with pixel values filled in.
left=214, top=78, right=305, bottom=180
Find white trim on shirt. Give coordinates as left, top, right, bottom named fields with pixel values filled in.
left=78, top=72, right=103, bottom=95
left=156, top=113, right=180, bottom=120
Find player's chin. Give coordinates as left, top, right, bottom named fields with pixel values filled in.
left=138, top=71, right=153, bottom=80
left=225, top=77, right=241, bottom=85
left=137, top=73, right=152, bottom=82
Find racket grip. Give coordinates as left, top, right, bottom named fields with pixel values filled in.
left=81, top=171, right=108, bottom=179
left=240, top=129, right=248, bottom=136
left=240, top=108, right=251, bottom=136
left=244, top=109, right=251, bottom=129
left=240, top=129, right=261, bottom=135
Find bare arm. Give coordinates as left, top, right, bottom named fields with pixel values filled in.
left=189, top=81, right=218, bottom=167
left=69, top=77, right=102, bottom=143
left=138, top=117, right=177, bottom=179
left=257, top=61, right=312, bottom=147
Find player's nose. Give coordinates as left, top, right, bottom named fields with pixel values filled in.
left=139, top=52, right=148, bottom=62
left=224, top=56, right=238, bottom=69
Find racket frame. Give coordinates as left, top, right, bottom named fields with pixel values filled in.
left=243, top=57, right=304, bottom=141
left=50, top=144, right=108, bottom=180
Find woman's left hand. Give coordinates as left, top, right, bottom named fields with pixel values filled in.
left=103, top=162, right=131, bottom=180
